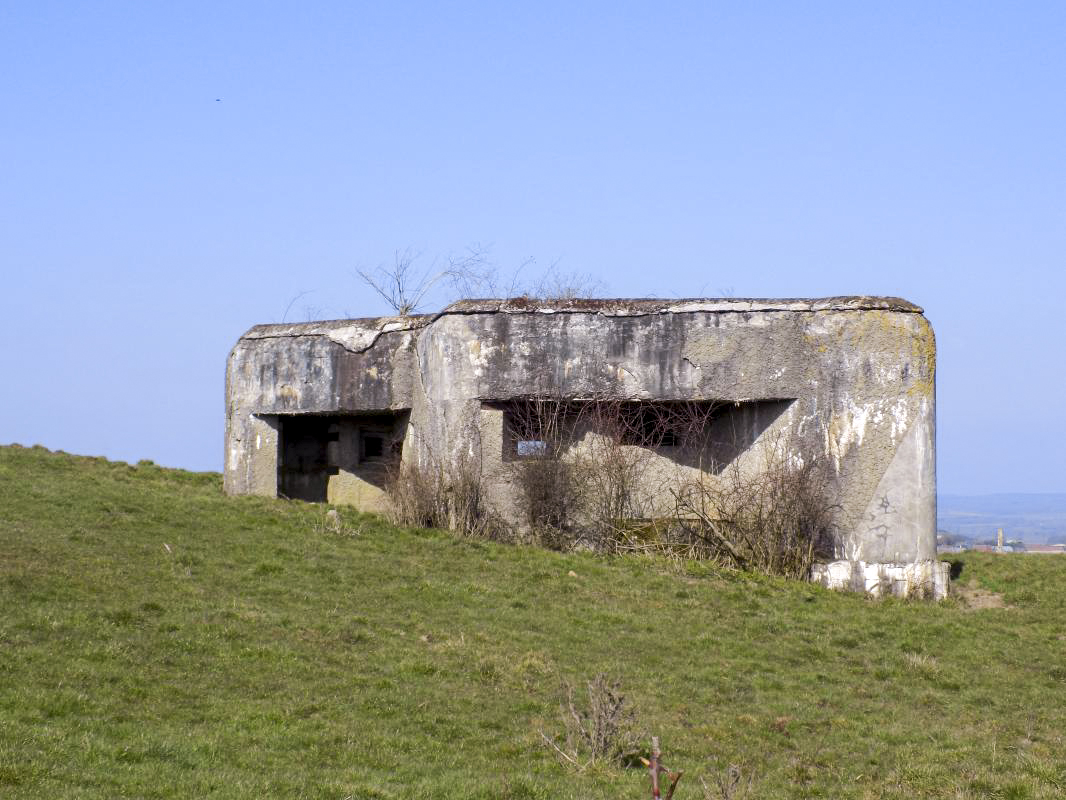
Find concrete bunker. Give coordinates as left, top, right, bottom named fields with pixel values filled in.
left=225, top=297, right=946, bottom=598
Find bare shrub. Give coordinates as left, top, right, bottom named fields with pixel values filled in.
left=574, top=400, right=720, bottom=551
left=504, top=396, right=646, bottom=550
left=609, top=518, right=712, bottom=567
left=356, top=246, right=607, bottom=317
left=539, top=674, right=644, bottom=770
left=356, top=247, right=490, bottom=316
left=407, top=391, right=836, bottom=578
left=450, top=254, right=606, bottom=304
left=385, top=454, right=502, bottom=539
left=504, top=398, right=584, bottom=547
left=446, top=458, right=496, bottom=538
left=700, top=763, right=757, bottom=800
left=385, top=460, right=449, bottom=529
left=572, top=404, right=654, bottom=547
left=670, top=436, right=837, bottom=579
left=511, top=455, right=583, bottom=549
left=507, top=397, right=724, bottom=552
left=524, top=262, right=605, bottom=301
left=640, top=738, right=756, bottom=800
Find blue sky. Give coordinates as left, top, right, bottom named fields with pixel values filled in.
left=2, top=2, right=1063, bottom=494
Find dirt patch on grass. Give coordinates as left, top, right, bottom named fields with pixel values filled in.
left=954, top=580, right=1009, bottom=610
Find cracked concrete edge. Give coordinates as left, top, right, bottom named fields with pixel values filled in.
left=442, top=296, right=924, bottom=315
left=235, top=296, right=926, bottom=355
left=239, top=316, right=433, bottom=354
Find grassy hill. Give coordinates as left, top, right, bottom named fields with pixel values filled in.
left=2, top=445, right=1065, bottom=799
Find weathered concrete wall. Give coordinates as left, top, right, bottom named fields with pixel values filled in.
left=225, top=297, right=940, bottom=596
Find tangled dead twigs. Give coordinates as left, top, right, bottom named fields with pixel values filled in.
left=384, top=454, right=504, bottom=540
left=538, top=687, right=759, bottom=800
left=508, top=397, right=718, bottom=553
left=539, top=674, right=644, bottom=770
left=699, top=763, right=756, bottom=800
left=642, top=738, right=755, bottom=799
left=390, top=394, right=838, bottom=582
left=670, top=439, right=837, bottom=580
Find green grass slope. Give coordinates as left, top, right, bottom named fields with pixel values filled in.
left=1, top=445, right=1065, bottom=799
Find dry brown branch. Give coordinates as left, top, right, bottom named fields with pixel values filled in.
left=645, top=737, right=684, bottom=800
left=649, top=736, right=661, bottom=798
left=669, top=486, right=749, bottom=569
left=664, top=769, right=684, bottom=800
left=537, top=730, right=588, bottom=771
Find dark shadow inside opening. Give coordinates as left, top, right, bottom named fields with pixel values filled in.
left=278, top=415, right=338, bottom=502
left=278, top=412, right=409, bottom=501
left=489, top=398, right=794, bottom=471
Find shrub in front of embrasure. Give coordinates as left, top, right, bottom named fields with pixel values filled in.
left=385, top=401, right=839, bottom=580
left=385, top=455, right=506, bottom=540
left=669, top=444, right=837, bottom=580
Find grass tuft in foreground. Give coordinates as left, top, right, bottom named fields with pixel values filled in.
left=1, top=444, right=1065, bottom=798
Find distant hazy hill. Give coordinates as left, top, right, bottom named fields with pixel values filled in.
left=938, top=493, right=1066, bottom=543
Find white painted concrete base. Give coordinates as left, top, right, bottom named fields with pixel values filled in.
left=811, top=559, right=950, bottom=600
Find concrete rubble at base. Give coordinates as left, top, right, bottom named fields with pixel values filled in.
left=811, top=559, right=951, bottom=600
